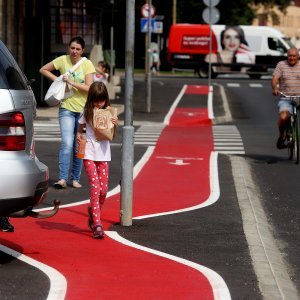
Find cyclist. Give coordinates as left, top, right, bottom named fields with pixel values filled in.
left=272, top=47, right=300, bottom=149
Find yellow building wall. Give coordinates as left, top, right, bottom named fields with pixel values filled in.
left=253, top=4, right=300, bottom=40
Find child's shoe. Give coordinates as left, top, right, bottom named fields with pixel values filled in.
left=93, top=225, right=104, bottom=239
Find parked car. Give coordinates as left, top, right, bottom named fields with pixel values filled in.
left=0, top=40, right=58, bottom=218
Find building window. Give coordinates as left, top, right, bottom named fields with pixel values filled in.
left=258, top=13, right=268, bottom=26
left=49, top=0, right=101, bottom=52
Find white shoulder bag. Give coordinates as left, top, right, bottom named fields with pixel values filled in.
left=44, top=57, right=87, bottom=107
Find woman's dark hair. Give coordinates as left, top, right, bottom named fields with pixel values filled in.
left=220, top=26, right=248, bottom=49
left=84, top=82, right=110, bottom=124
left=69, top=36, right=85, bottom=49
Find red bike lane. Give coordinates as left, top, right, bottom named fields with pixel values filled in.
left=1, top=85, right=230, bottom=299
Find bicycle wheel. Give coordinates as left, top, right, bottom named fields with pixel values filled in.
left=294, top=114, right=299, bottom=164
left=287, top=125, right=294, bottom=160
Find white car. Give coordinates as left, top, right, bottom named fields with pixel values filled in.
left=0, top=40, right=58, bottom=218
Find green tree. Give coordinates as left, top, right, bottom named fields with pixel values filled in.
left=149, top=0, right=292, bottom=25
left=103, top=0, right=292, bottom=68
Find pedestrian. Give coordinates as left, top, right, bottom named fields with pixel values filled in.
left=94, top=61, right=109, bottom=85
left=0, top=216, right=14, bottom=232
left=151, top=49, right=159, bottom=74
left=40, top=36, right=96, bottom=189
left=271, top=47, right=300, bottom=149
left=77, top=81, right=118, bottom=239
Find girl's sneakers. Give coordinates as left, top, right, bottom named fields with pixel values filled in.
left=93, top=225, right=104, bottom=239
left=88, top=206, right=104, bottom=239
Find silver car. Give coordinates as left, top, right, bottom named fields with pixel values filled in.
left=0, top=40, right=58, bottom=218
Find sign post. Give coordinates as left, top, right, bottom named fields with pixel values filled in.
left=202, top=0, right=220, bottom=88
left=141, top=2, right=155, bottom=113
left=120, top=0, right=135, bottom=226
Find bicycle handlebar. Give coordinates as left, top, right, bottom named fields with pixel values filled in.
left=279, top=92, right=300, bottom=107
left=279, top=92, right=300, bottom=99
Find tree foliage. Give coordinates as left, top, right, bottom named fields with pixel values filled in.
left=102, top=0, right=293, bottom=68
left=148, top=0, right=292, bottom=25
left=252, top=0, right=291, bottom=11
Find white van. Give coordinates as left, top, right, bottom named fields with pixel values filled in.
left=167, top=24, right=294, bottom=78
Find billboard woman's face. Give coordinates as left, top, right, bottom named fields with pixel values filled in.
left=223, top=28, right=240, bottom=52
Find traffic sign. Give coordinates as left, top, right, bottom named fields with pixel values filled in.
left=203, top=0, right=220, bottom=6
left=141, top=18, right=155, bottom=33
left=141, top=3, right=156, bottom=18
left=202, top=7, right=220, bottom=24
left=154, top=21, right=163, bottom=34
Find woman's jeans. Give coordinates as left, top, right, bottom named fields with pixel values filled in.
left=58, top=107, right=82, bottom=181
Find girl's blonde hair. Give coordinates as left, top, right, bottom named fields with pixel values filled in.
left=84, top=82, right=110, bottom=124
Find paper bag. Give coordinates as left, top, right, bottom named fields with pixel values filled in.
left=93, top=106, right=117, bottom=141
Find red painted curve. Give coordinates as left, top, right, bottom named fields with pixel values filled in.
left=1, top=86, right=216, bottom=299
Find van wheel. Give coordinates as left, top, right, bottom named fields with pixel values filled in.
left=248, top=74, right=261, bottom=79
left=198, top=66, right=217, bottom=78
left=197, top=67, right=208, bottom=78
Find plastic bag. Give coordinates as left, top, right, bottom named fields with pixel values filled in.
left=44, top=76, right=73, bottom=107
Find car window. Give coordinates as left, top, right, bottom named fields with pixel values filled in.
left=0, top=41, right=28, bottom=90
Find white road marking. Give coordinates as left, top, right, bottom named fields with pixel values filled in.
left=169, top=159, right=190, bottom=165
left=0, top=244, right=67, bottom=300
left=106, top=231, right=231, bottom=300
left=227, top=83, right=240, bottom=87
left=249, top=83, right=263, bottom=88
left=213, top=125, right=245, bottom=154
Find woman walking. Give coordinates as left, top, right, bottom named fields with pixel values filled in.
left=40, top=36, right=95, bottom=188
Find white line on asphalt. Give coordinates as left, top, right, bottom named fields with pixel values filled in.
left=217, top=151, right=245, bottom=154
left=106, top=231, right=231, bottom=300
left=230, top=155, right=298, bottom=299
left=249, top=83, right=263, bottom=88
left=164, top=85, right=187, bottom=125
left=208, top=85, right=214, bottom=119
left=0, top=244, right=67, bottom=300
left=227, top=83, right=240, bottom=87
left=213, top=83, right=233, bottom=123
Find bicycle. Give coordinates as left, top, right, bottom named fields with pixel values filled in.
left=279, top=92, right=300, bottom=164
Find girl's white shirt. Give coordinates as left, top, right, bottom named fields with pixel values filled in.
left=93, top=72, right=109, bottom=85
left=78, top=113, right=111, bottom=161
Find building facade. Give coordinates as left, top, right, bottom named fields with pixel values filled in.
left=0, top=0, right=105, bottom=103
left=253, top=1, right=300, bottom=40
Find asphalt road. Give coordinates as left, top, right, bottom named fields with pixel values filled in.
left=0, top=76, right=299, bottom=299
left=220, top=78, right=300, bottom=294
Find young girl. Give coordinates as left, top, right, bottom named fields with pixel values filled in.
left=77, top=82, right=118, bottom=239
left=94, top=61, right=109, bottom=85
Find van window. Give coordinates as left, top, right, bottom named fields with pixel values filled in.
left=283, top=37, right=295, bottom=49
left=244, top=36, right=262, bottom=52
left=268, top=37, right=287, bottom=53
left=0, top=44, right=28, bottom=90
